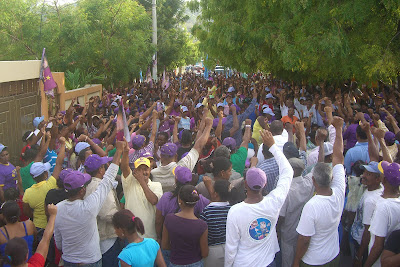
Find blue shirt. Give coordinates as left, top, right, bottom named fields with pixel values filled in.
left=44, top=149, right=57, bottom=174
left=118, top=238, right=159, bottom=267
left=344, top=142, right=369, bottom=174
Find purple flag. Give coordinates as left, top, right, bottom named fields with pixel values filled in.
left=161, top=67, right=170, bottom=90
left=40, top=48, right=57, bottom=97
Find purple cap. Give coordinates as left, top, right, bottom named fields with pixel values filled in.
left=114, top=107, right=119, bottom=114
left=132, top=135, right=146, bottom=148
left=59, top=168, right=74, bottom=182
left=222, top=137, right=236, bottom=150
left=92, top=138, right=102, bottom=145
left=378, top=161, right=400, bottom=186
left=64, top=171, right=92, bottom=191
left=160, top=143, right=178, bottom=157
left=173, top=102, right=181, bottom=109
left=173, top=166, right=192, bottom=184
left=384, top=131, right=396, bottom=144
left=246, top=167, right=267, bottom=190
left=212, top=117, right=227, bottom=128
left=140, top=151, right=154, bottom=159
left=364, top=113, right=371, bottom=122
left=60, top=111, right=66, bottom=115
left=84, top=154, right=113, bottom=173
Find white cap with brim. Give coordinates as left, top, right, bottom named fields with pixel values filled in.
left=181, top=106, right=189, bottom=113
left=266, top=93, right=275, bottom=99
left=33, top=116, right=45, bottom=128
left=30, top=162, right=51, bottom=178
left=217, top=103, right=224, bottom=108
left=263, top=108, right=274, bottom=116
left=227, top=87, right=235, bottom=93
left=75, top=142, right=91, bottom=154
left=195, top=103, right=203, bottom=109
left=0, top=144, right=7, bottom=153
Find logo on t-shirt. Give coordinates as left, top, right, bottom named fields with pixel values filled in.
left=248, top=218, right=271, bottom=241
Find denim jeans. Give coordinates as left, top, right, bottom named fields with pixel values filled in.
left=169, top=260, right=204, bottom=267
left=102, top=239, right=124, bottom=267
left=63, top=259, right=102, bottom=267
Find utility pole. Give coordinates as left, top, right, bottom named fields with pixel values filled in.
left=152, top=0, right=157, bottom=81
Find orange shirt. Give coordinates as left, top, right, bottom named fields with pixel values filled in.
left=281, top=116, right=298, bottom=133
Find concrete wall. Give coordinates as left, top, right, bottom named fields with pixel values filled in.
left=0, top=60, right=41, bottom=83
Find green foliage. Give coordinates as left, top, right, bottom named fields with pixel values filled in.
left=191, top=0, right=400, bottom=83
left=0, top=0, right=199, bottom=85
left=65, top=68, right=105, bottom=91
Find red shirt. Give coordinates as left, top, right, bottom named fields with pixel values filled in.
left=28, top=253, right=45, bottom=267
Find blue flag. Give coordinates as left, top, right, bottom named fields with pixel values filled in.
left=139, top=69, right=143, bottom=83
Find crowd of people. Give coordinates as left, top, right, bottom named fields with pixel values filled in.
left=0, top=72, right=399, bottom=267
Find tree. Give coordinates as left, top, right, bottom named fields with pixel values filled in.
left=0, top=0, right=155, bottom=86
left=190, top=0, right=400, bottom=83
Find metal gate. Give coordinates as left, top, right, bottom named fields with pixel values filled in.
left=0, top=79, right=41, bottom=166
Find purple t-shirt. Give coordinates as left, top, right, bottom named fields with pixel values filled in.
left=0, top=163, right=17, bottom=191
left=164, top=214, right=207, bottom=265
left=156, top=192, right=210, bottom=217
left=343, top=123, right=358, bottom=150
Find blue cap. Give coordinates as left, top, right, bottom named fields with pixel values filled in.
left=0, top=144, right=7, bottom=153
left=362, top=161, right=380, bottom=173
left=227, top=86, right=235, bottom=93
left=33, top=116, right=45, bottom=128
left=30, top=162, right=51, bottom=178
left=75, top=142, right=90, bottom=154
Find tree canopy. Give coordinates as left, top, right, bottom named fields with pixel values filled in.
left=0, top=0, right=199, bottom=87
left=190, top=0, right=400, bottom=83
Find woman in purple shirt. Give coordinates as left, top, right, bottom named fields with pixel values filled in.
left=162, top=185, right=208, bottom=267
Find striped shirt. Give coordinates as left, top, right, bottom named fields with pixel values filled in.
left=200, top=202, right=231, bottom=246
left=257, top=157, right=279, bottom=194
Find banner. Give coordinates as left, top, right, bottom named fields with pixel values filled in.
left=39, top=48, right=57, bottom=97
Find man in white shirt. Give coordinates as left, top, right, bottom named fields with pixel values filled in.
left=225, top=129, right=293, bottom=267
left=257, top=120, right=289, bottom=162
left=151, top=117, right=213, bottom=192
left=54, top=141, right=123, bottom=267
left=84, top=154, right=121, bottom=267
left=121, top=149, right=163, bottom=239
left=351, top=161, right=383, bottom=266
left=364, top=161, right=400, bottom=267
left=293, top=116, right=345, bottom=267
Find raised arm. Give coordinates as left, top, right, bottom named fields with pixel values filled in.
left=193, top=117, right=213, bottom=153
left=331, top=116, right=344, bottom=167
left=229, top=105, right=239, bottom=137
left=52, top=137, right=66, bottom=180
left=363, top=122, right=379, bottom=162
left=121, top=139, right=131, bottom=178
left=35, top=204, right=57, bottom=259
left=295, top=121, right=307, bottom=152
left=34, top=130, right=50, bottom=162
left=149, top=110, right=158, bottom=144
left=239, top=119, right=252, bottom=149
left=372, top=127, right=393, bottom=163
left=77, top=134, right=107, bottom=157
left=173, top=116, right=180, bottom=144
left=215, top=111, right=224, bottom=140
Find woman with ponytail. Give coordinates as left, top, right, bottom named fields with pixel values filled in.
left=200, top=180, right=237, bottom=266
left=112, top=209, right=166, bottom=267
left=162, top=184, right=209, bottom=267
left=0, top=201, right=36, bottom=265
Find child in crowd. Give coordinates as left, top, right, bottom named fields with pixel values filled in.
left=112, top=209, right=166, bottom=267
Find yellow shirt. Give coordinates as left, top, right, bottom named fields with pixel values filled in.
left=121, top=171, right=163, bottom=239
left=23, top=176, right=57, bottom=229
left=202, top=98, right=217, bottom=119
left=252, top=119, right=264, bottom=145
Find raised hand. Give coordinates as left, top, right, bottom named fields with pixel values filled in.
left=260, top=129, right=275, bottom=148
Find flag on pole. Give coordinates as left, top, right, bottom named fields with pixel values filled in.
left=116, top=101, right=131, bottom=142
left=39, top=48, right=57, bottom=98
left=203, top=54, right=209, bottom=80
left=161, top=67, right=170, bottom=90
left=139, top=69, right=143, bottom=83
left=145, top=67, right=153, bottom=88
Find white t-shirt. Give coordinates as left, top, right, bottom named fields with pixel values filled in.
left=122, top=170, right=163, bottom=239
left=368, top=196, right=400, bottom=267
left=350, top=186, right=384, bottom=245
left=151, top=148, right=199, bottom=192
left=257, top=130, right=288, bottom=162
left=224, top=144, right=293, bottom=267
left=296, top=164, right=346, bottom=265
left=280, top=104, right=300, bottom=118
